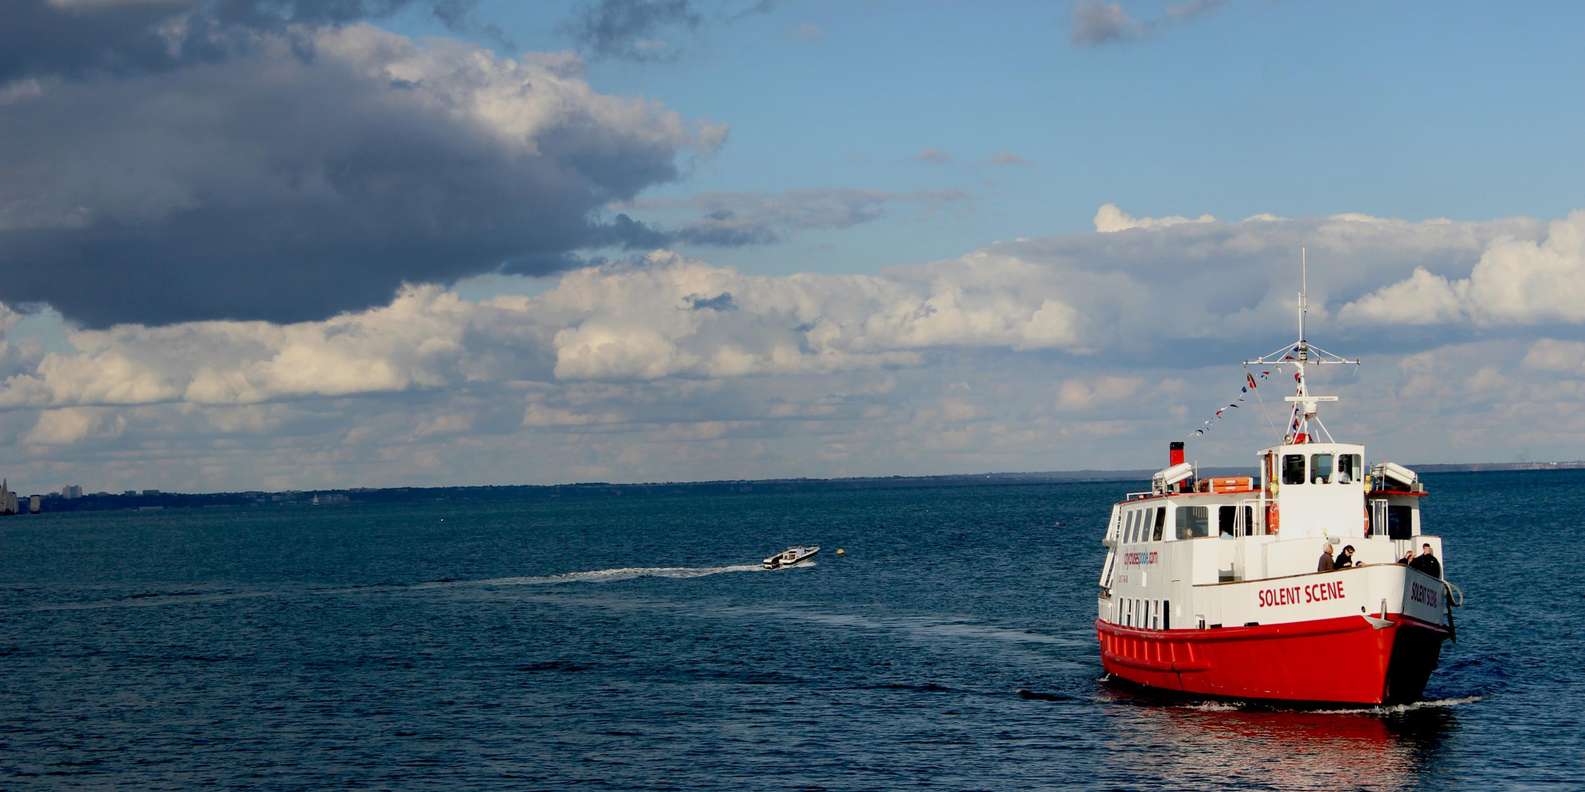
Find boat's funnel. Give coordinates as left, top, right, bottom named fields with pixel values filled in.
left=1169, top=441, right=1185, bottom=467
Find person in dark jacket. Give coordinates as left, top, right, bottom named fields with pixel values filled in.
left=1334, top=545, right=1358, bottom=568
left=1317, top=542, right=1335, bottom=572
left=1409, top=543, right=1442, bottom=577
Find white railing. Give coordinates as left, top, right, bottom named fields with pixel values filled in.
left=1234, top=496, right=1268, bottom=537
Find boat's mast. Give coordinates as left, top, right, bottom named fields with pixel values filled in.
left=1299, top=246, right=1308, bottom=352
left=1242, top=247, right=1355, bottom=445
left=1293, top=247, right=1308, bottom=436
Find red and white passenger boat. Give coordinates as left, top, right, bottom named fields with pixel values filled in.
left=1095, top=262, right=1461, bottom=705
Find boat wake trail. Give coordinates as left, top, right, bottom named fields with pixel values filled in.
left=1176, top=701, right=1248, bottom=712
left=1313, top=695, right=1485, bottom=715
left=1163, top=695, right=1486, bottom=715
left=444, top=564, right=766, bottom=587
left=34, top=564, right=768, bottom=610
left=314, top=564, right=769, bottom=596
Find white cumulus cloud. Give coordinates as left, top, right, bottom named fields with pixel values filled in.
left=1093, top=202, right=1216, bottom=232
left=5, top=204, right=1585, bottom=489
left=1340, top=210, right=1585, bottom=326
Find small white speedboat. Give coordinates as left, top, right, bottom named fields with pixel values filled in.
left=762, top=545, right=820, bottom=570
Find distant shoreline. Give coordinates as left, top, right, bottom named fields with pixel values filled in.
left=11, top=460, right=1585, bottom=515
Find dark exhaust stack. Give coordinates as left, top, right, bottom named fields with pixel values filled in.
left=1170, top=441, right=1185, bottom=467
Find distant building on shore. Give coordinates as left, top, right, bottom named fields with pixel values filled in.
left=29, top=495, right=41, bottom=514
left=61, top=484, right=83, bottom=499
left=0, top=480, right=18, bottom=515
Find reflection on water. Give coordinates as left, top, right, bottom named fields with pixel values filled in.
left=1098, top=683, right=1459, bottom=791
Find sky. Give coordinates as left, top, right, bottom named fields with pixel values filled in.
left=2, top=0, right=1584, bottom=494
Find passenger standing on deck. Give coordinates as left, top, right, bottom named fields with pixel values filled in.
left=1318, top=542, right=1335, bottom=572
left=1335, top=545, right=1358, bottom=568
left=1410, top=544, right=1442, bottom=578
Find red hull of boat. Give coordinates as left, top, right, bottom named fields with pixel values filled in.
left=1095, top=614, right=1447, bottom=705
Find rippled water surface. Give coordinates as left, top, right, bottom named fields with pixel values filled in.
left=3, top=471, right=1582, bottom=789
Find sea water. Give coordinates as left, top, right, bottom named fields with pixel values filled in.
left=2, top=471, right=1581, bottom=789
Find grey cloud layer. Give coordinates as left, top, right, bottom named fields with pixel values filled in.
left=564, top=0, right=776, bottom=61
left=0, top=15, right=719, bottom=327
left=2, top=207, right=1561, bottom=414
left=0, top=0, right=490, bottom=80
left=1070, top=0, right=1226, bottom=47
left=621, top=188, right=969, bottom=247
left=566, top=0, right=702, bottom=61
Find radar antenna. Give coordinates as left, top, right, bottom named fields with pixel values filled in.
left=1243, top=247, right=1358, bottom=443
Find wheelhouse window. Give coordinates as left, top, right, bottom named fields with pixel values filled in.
left=1282, top=454, right=1306, bottom=485
left=1152, top=507, right=1166, bottom=541
left=1337, top=454, right=1362, bottom=484
left=1218, top=505, right=1253, bottom=536
left=1175, top=506, right=1209, bottom=539
left=1311, top=453, right=1334, bottom=484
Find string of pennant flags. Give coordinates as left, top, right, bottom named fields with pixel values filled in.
left=1188, top=360, right=1303, bottom=438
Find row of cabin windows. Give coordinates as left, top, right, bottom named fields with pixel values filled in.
left=1174, top=505, right=1256, bottom=538
left=1121, top=507, right=1166, bottom=544
left=1122, top=504, right=1256, bottom=542
left=1122, top=598, right=1169, bottom=630
left=1281, top=452, right=1364, bottom=486
left=1123, top=501, right=1411, bottom=542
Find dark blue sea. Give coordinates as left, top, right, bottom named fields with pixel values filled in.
left=4, top=470, right=1582, bottom=790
